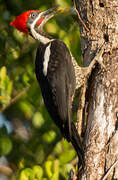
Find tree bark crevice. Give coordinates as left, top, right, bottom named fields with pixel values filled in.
left=74, top=0, right=118, bottom=179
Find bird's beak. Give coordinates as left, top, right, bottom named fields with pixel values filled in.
left=43, top=5, right=62, bottom=18
left=33, top=6, right=62, bottom=32
left=36, top=6, right=62, bottom=27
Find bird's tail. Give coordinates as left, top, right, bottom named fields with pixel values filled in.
left=70, top=122, right=84, bottom=168
left=60, top=120, right=84, bottom=168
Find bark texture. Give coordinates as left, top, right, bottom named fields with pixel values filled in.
left=74, top=0, right=118, bottom=179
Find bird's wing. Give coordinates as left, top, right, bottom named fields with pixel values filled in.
left=47, top=40, right=76, bottom=138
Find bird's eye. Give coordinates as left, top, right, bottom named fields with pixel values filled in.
left=30, top=12, right=38, bottom=19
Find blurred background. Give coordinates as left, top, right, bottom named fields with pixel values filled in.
left=0, top=0, right=81, bottom=179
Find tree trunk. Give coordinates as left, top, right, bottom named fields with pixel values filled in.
left=74, top=0, right=118, bottom=179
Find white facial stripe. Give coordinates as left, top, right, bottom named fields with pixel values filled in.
left=43, top=43, right=51, bottom=76
left=31, top=12, right=43, bottom=27
left=30, top=12, right=51, bottom=44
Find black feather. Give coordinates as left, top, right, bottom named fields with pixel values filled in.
left=35, top=39, right=84, bottom=167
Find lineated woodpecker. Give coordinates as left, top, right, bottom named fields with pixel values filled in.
left=10, top=6, right=100, bottom=167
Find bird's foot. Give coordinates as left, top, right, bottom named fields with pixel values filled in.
left=88, top=44, right=106, bottom=71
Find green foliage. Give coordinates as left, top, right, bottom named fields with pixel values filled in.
left=0, top=0, right=81, bottom=179
left=45, top=160, right=59, bottom=179
left=19, top=165, right=44, bottom=180
left=19, top=168, right=34, bottom=180
left=0, top=66, right=13, bottom=106
left=0, top=136, right=12, bottom=156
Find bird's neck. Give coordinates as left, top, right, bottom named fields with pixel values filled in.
left=30, top=27, right=53, bottom=44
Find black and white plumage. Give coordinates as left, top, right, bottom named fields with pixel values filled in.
left=35, top=40, right=84, bottom=162
left=13, top=6, right=85, bottom=166
left=35, top=40, right=76, bottom=140
left=11, top=6, right=106, bottom=169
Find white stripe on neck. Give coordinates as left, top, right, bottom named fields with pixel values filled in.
left=43, top=43, right=51, bottom=76
left=30, top=13, right=51, bottom=44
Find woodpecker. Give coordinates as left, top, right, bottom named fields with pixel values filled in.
left=10, top=6, right=96, bottom=167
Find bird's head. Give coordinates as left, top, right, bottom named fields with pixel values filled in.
left=10, top=6, right=61, bottom=43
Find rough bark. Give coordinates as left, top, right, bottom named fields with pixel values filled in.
left=74, top=0, right=118, bottom=179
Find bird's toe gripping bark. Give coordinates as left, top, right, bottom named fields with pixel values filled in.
left=90, top=44, right=106, bottom=70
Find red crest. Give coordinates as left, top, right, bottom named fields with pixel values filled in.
left=10, top=10, right=40, bottom=34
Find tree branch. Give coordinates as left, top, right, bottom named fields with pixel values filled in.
left=0, top=86, right=30, bottom=113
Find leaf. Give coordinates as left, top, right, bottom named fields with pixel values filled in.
left=19, top=168, right=33, bottom=180
left=51, top=160, right=59, bottom=180
left=32, top=165, right=43, bottom=179
left=59, top=149, right=76, bottom=165
left=32, top=112, right=44, bottom=128
left=43, top=130, right=56, bottom=143
left=45, top=160, right=53, bottom=178
left=19, top=101, right=34, bottom=118
left=0, top=66, right=13, bottom=106
left=0, top=137, right=12, bottom=156
left=0, top=66, right=7, bottom=81
left=45, top=160, right=59, bottom=180
left=7, top=81, right=13, bottom=96
left=54, top=141, right=62, bottom=155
